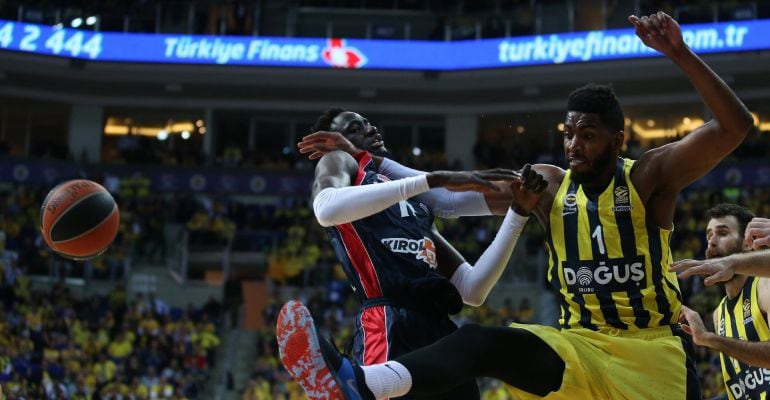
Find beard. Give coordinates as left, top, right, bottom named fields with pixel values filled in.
left=570, top=147, right=615, bottom=184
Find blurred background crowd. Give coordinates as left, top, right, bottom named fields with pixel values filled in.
left=2, top=0, right=770, bottom=398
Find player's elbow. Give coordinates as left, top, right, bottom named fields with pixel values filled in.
left=462, top=295, right=486, bottom=307
left=313, top=207, right=337, bottom=227
left=739, top=111, right=755, bottom=134
left=312, top=191, right=339, bottom=227
left=314, top=214, right=335, bottom=227
left=728, top=110, right=755, bottom=138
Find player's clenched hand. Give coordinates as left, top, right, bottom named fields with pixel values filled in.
left=426, top=169, right=519, bottom=193
left=669, top=258, right=735, bottom=286
left=510, top=164, right=547, bottom=216
left=628, top=11, right=685, bottom=56
left=745, top=217, right=770, bottom=251
left=678, top=305, right=713, bottom=347
left=297, top=131, right=361, bottom=160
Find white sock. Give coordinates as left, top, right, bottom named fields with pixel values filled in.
left=362, top=361, right=413, bottom=399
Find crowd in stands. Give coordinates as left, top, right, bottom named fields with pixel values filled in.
left=0, top=271, right=223, bottom=399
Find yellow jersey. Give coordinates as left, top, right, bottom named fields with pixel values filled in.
left=547, top=158, right=682, bottom=330
left=716, top=276, right=770, bottom=400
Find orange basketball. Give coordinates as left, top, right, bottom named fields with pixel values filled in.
left=40, top=179, right=120, bottom=260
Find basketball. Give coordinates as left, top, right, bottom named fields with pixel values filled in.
left=40, top=179, right=120, bottom=260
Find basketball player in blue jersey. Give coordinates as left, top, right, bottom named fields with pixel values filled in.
left=291, top=106, right=547, bottom=400
left=671, top=206, right=770, bottom=400
left=276, top=11, right=754, bottom=400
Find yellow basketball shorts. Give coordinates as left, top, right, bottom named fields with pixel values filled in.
left=505, top=323, right=698, bottom=400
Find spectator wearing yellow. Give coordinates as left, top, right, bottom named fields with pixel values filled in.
left=107, top=332, right=133, bottom=360
left=139, top=311, right=161, bottom=336
left=192, top=327, right=220, bottom=351
left=129, top=376, right=149, bottom=399
left=92, top=353, right=117, bottom=383
left=242, top=375, right=271, bottom=400
left=149, top=375, right=175, bottom=398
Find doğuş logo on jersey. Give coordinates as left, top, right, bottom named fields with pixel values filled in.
left=727, top=368, right=770, bottom=399
left=322, top=39, right=368, bottom=69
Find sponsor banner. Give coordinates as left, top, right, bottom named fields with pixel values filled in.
left=1, top=18, right=769, bottom=70
left=0, top=158, right=312, bottom=195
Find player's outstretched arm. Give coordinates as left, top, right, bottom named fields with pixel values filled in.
left=681, top=301, right=770, bottom=368
left=311, top=151, right=518, bottom=227
left=671, top=250, right=770, bottom=285
left=434, top=165, right=548, bottom=306
left=300, top=130, right=513, bottom=216
left=628, top=12, right=753, bottom=193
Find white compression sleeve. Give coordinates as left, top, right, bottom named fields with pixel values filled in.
left=312, top=175, right=430, bottom=227
left=378, top=157, right=491, bottom=218
left=450, top=208, right=528, bottom=306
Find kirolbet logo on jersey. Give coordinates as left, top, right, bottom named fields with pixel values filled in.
left=562, top=256, right=646, bottom=294
left=726, top=367, right=770, bottom=399
left=381, top=237, right=437, bottom=269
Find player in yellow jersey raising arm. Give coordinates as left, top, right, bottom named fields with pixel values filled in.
left=277, top=11, right=753, bottom=400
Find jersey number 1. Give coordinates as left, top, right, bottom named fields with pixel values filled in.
left=591, top=225, right=606, bottom=255
left=399, top=200, right=416, bottom=218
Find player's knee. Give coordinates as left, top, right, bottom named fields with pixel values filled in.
left=536, top=345, right=565, bottom=395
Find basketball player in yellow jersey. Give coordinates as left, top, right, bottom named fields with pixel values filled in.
left=276, top=11, right=753, bottom=400
left=671, top=205, right=770, bottom=400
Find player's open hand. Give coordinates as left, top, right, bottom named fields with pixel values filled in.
left=427, top=169, right=519, bottom=193
left=298, top=131, right=361, bottom=160
left=628, top=11, right=685, bottom=56
left=510, top=164, right=548, bottom=216
left=678, top=305, right=713, bottom=347
left=745, top=217, right=770, bottom=251
left=669, top=257, right=735, bottom=286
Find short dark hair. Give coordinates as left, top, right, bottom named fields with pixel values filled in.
left=567, top=84, right=625, bottom=133
left=705, top=203, right=756, bottom=236
left=311, top=108, right=346, bottom=133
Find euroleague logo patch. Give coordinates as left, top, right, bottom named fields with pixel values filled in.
left=614, top=186, right=629, bottom=203
left=612, top=186, right=632, bottom=212
left=743, top=298, right=755, bottom=325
